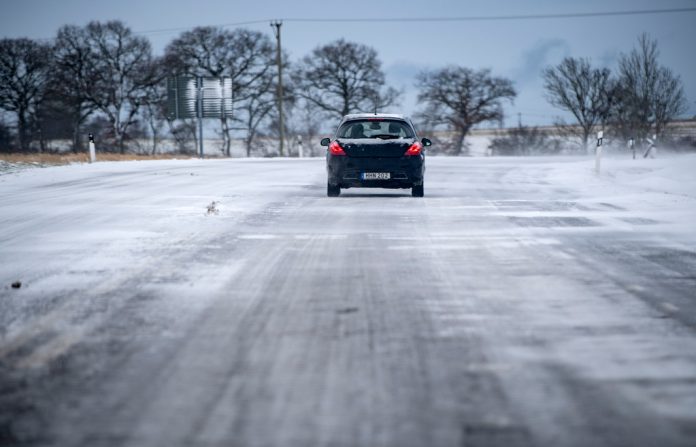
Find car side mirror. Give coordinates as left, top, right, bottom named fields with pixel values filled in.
left=320, top=137, right=330, bottom=147
left=421, top=138, right=432, bottom=147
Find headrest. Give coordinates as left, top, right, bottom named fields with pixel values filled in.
left=388, top=122, right=401, bottom=134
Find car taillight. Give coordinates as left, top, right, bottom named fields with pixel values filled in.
left=329, top=141, right=346, bottom=156
left=404, top=141, right=423, bottom=156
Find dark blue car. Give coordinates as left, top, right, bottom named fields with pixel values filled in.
left=321, top=114, right=431, bottom=197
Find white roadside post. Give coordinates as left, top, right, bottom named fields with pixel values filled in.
left=297, top=135, right=303, bottom=158
left=88, top=133, right=96, bottom=163
left=628, top=137, right=635, bottom=159
left=595, top=130, right=603, bottom=174
left=643, top=134, right=656, bottom=158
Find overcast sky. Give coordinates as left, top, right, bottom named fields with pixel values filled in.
left=1, top=0, right=695, bottom=127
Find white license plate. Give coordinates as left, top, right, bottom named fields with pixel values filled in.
left=362, top=172, right=390, bottom=180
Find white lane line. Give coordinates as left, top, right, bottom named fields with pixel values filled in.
left=661, top=302, right=680, bottom=313
left=238, top=234, right=349, bottom=240
left=237, top=234, right=279, bottom=240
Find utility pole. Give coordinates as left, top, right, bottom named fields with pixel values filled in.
left=197, top=76, right=204, bottom=158
left=271, top=21, right=285, bottom=157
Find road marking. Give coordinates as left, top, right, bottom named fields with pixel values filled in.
left=237, top=234, right=279, bottom=240
left=661, top=302, right=680, bottom=313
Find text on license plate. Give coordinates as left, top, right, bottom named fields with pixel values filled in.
left=362, top=172, right=390, bottom=180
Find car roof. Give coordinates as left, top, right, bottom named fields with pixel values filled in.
left=341, top=113, right=410, bottom=122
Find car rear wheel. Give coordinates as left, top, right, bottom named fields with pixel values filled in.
left=412, top=183, right=424, bottom=197
left=327, top=183, right=341, bottom=197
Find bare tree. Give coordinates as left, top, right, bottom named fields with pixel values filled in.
left=81, top=21, right=157, bottom=153
left=164, top=27, right=275, bottom=156
left=542, top=57, right=613, bottom=152
left=0, top=38, right=51, bottom=151
left=240, top=50, right=295, bottom=157
left=291, top=39, right=399, bottom=119
left=142, top=83, right=167, bottom=155
left=241, top=69, right=277, bottom=157
left=139, top=59, right=170, bottom=155
left=611, top=33, right=687, bottom=143
left=52, top=25, right=100, bottom=152
left=416, top=67, right=515, bottom=155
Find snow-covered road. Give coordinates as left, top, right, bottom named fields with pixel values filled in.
left=1, top=155, right=696, bottom=446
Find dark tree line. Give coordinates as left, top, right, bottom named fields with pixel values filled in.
left=489, top=125, right=560, bottom=156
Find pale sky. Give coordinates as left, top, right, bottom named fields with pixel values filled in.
left=1, top=0, right=695, bottom=126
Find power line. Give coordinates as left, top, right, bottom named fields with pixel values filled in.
left=25, top=7, right=696, bottom=40
left=32, top=19, right=272, bottom=41
left=132, top=7, right=696, bottom=36
left=133, top=20, right=270, bottom=36
left=280, top=7, right=696, bottom=24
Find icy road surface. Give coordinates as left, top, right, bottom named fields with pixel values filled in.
left=1, top=156, right=696, bottom=447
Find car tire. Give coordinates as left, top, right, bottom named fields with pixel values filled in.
left=327, top=183, right=341, bottom=197
left=412, top=183, right=424, bottom=197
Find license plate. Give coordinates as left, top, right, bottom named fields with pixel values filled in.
left=362, top=172, right=390, bottom=180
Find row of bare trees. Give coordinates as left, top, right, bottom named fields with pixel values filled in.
left=0, top=22, right=158, bottom=153
left=543, top=33, right=687, bottom=151
left=0, top=24, right=688, bottom=156
left=0, top=19, right=521, bottom=156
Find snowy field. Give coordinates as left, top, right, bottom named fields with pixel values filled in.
left=514, top=154, right=696, bottom=239
left=1, top=155, right=696, bottom=446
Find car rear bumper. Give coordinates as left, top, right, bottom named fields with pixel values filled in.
left=327, top=155, right=424, bottom=189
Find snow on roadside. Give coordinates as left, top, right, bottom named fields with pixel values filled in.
left=0, top=160, right=52, bottom=176
left=540, top=154, right=696, bottom=242
left=543, top=154, right=696, bottom=200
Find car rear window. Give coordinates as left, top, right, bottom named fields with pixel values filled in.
left=337, top=120, right=415, bottom=139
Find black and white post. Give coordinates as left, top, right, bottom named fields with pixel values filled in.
left=88, top=133, right=96, bottom=163
left=595, top=130, right=603, bottom=174
left=644, top=134, right=657, bottom=159
left=628, top=137, right=635, bottom=159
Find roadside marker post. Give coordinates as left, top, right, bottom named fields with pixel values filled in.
left=297, top=135, right=303, bottom=158
left=644, top=134, right=657, bottom=159
left=595, top=130, right=603, bottom=174
left=628, top=138, right=635, bottom=159
left=88, top=133, right=96, bottom=163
